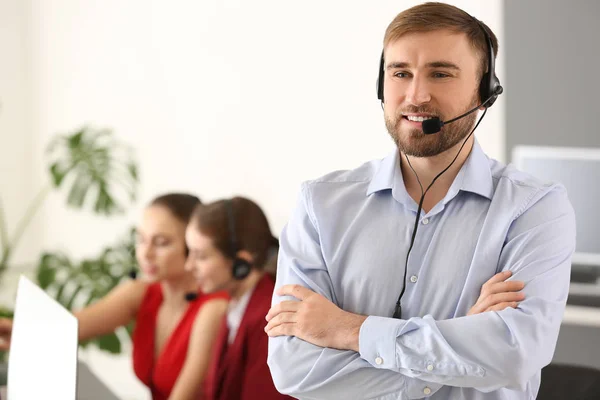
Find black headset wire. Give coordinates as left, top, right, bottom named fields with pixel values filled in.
left=393, top=107, right=488, bottom=319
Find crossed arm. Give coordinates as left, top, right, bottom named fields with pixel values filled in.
left=266, top=186, right=575, bottom=399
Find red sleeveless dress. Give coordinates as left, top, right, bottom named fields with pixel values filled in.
left=132, top=283, right=227, bottom=400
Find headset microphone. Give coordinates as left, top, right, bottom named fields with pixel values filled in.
left=421, top=88, right=503, bottom=134
left=184, top=292, right=198, bottom=301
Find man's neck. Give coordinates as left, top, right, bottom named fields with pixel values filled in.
left=400, top=136, right=474, bottom=213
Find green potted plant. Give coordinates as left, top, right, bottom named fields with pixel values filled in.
left=0, top=126, right=140, bottom=384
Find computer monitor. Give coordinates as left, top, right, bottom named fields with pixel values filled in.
left=512, top=145, right=600, bottom=268
left=7, top=276, right=78, bottom=399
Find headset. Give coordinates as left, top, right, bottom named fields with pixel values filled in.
left=182, top=199, right=252, bottom=301
left=376, top=19, right=503, bottom=111
left=224, top=199, right=253, bottom=280
left=378, top=17, right=503, bottom=319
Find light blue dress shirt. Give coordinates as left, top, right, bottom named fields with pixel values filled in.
left=268, top=140, right=576, bottom=400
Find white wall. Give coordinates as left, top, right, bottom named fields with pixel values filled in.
left=0, top=0, right=36, bottom=307
left=16, top=1, right=506, bottom=399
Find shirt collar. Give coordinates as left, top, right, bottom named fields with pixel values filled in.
left=366, top=139, right=494, bottom=202
left=459, top=139, right=494, bottom=200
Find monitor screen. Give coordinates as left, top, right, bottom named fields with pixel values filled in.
left=512, top=146, right=600, bottom=266
left=7, top=276, right=78, bottom=400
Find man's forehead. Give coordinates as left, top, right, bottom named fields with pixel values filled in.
left=384, top=30, right=478, bottom=68
left=386, top=30, right=472, bottom=53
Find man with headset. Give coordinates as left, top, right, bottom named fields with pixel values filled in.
left=265, top=2, right=575, bottom=400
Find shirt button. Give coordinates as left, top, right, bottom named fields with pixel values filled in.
left=422, top=218, right=429, bottom=225
left=423, top=387, right=432, bottom=395
left=375, top=356, right=383, bottom=365
left=426, top=364, right=434, bottom=371
left=410, top=275, right=418, bottom=283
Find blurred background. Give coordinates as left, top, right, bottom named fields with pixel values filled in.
left=0, top=0, right=597, bottom=399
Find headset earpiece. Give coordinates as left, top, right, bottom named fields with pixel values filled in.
left=475, top=19, right=503, bottom=107
left=376, top=51, right=385, bottom=102
left=231, top=258, right=252, bottom=280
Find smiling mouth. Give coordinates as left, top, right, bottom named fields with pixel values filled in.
left=403, top=115, right=437, bottom=122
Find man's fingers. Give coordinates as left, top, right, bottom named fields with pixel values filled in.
left=490, top=281, right=525, bottom=294
left=478, top=292, right=525, bottom=311
left=467, top=302, right=486, bottom=316
left=480, top=280, right=525, bottom=299
left=265, top=312, right=298, bottom=332
left=484, top=271, right=512, bottom=287
left=266, top=300, right=300, bottom=321
left=276, top=284, right=314, bottom=300
left=265, top=322, right=296, bottom=338
left=486, top=301, right=519, bottom=312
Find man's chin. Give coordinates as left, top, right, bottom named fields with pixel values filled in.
left=393, top=133, right=444, bottom=157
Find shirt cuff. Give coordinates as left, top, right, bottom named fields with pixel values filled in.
left=358, top=315, right=405, bottom=369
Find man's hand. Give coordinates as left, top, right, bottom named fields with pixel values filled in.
left=265, top=285, right=366, bottom=352
left=0, top=317, right=13, bottom=351
left=468, top=271, right=525, bottom=316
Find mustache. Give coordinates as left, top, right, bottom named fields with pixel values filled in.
left=397, top=105, right=442, bottom=119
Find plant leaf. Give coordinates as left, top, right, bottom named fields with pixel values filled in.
left=45, top=126, right=139, bottom=216
left=36, top=261, right=56, bottom=289
left=35, top=226, right=139, bottom=355
left=96, top=332, right=121, bottom=354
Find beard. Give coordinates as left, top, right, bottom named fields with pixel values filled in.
left=384, top=95, right=479, bottom=158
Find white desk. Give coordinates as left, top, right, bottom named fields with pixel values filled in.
left=554, top=304, right=600, bottom=370
left=563, top=305, right=600, bottom=327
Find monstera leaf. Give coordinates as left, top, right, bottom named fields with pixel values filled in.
left=36, top=227, right=138, bottom=354
left=46, top=127, right=138, bottom=215
left=0, top=125, right=139, bottom=287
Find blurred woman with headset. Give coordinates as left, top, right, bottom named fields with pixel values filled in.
left=185, top=196, right=291, bottom=400
left=0, top=193, right=228, bottom=400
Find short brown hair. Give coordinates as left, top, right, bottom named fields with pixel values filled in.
left=191, top=196, right=278, bottom=270
left=383, top=2, right=498, bottom=78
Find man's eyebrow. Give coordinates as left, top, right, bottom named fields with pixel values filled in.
left=386, top=61, right=410, bottom=70
left=386, top=61, right=461, bottom=70
left=427, top=61, right=461, bottom=70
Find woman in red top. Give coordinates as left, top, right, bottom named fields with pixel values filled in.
left=185, top=196, right=292, bottom=400
left=128, top=193, right=227, bottom=399
left=0, top=193, right=227, bottom=400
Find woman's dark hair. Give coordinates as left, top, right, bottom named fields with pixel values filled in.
left=150, top=193, right=202, bottom=224
left=191, top=196, right=278, bottom=270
